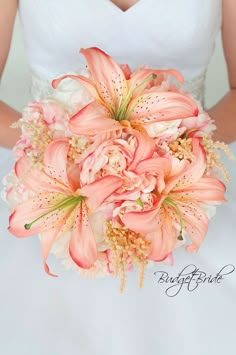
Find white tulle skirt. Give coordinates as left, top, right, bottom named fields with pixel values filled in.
left=0, top=142, right=235, bottom=355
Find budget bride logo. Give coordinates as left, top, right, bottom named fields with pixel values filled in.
left=154, top=264, right=235, bottom=297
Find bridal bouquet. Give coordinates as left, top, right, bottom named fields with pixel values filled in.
left=3, top=47, right=233, bottom=292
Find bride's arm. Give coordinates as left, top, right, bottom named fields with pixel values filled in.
left=208, top=0, right=236, bottom=143
left=0, top=0, right=21, bottom=149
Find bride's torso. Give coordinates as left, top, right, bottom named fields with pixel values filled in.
left=18, top=0, right=222, bottom=102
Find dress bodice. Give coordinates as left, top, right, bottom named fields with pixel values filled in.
left=18, top=0, right=222, bottom=102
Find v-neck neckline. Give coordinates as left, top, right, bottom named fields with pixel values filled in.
left=108, top=0, right=143, bottom=14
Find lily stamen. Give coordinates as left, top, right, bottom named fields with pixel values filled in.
left=116, top=73, right=157, bottom=121
left=24, top=195, right=84, bottom=230
left=163, top=198, right=184, bottom=240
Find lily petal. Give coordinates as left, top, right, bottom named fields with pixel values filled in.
left=178, top=201, right=209, bottom=252
left=170, top=138, right=206, bottom=192
left=121, top=206, right=159, bottom=234
left=44, top=138, right=71, bottom=187
left=15, top=156, right=70, bottom=194
left=128, top=68, right=184, bottom=97
left=69, top=101, right=122, bottom=135
left=146, top=206, right=179, bottom=261
left=120, top=64, right=132, bottom=79
left=69, top=203, right=97, bottom=269
left=81, top=175, right=124, bottom=210
left=177, top=177, right=226, bottom=203
left=135, top=157, right=171, bottom=193
left=127, top=91, right=199, bottom=124
left=52, top=74, right=101, bottom=101
left=164, top=138, right=205, bottom=195
left=40, top=226, right=64, bottom=277
left=127, top=129, right=155, bottom=171
left=80, top=47, right=128, bottom=108
left=8, top=193, right=74, bottom=237
left=67, top=164, right=81, bottom=192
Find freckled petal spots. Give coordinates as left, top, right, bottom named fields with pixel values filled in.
left=127, top=91, right=198, bottom=125
left=69, top=203, right=97, bottom=269
left=128, top=68, right=184, bottom=97
left=177, top=201, right=208, bottom=252
left=44, top=138, right=71, bottom=187
left=69, top=101, right=122, bottom=136
left=15, top=156, right=70, bottom=194
left=8, top=193, right=75, bottom=237
left=80, top=47, right=128, bottom=108
left=146, top=205, right=179, bottom=261
left=177, top=177, right=226, bottom=203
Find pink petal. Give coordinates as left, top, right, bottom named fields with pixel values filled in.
left=126, top=129, right=155, bottom=171
left=128, top=68, right=184, bottom=97
left=178, top=201, right=209, bottom=251
left=69, top=101, right=122, bottom=136
left=164, top=138, right=205, bottom=194
left=80, top=47, right=128, bottom=108
left=170, top=138, right=206, bottom=192
left=136, top=157, right=171, bottom=175
left=44, top=138, right=71, bottom=187
left=81, top=175, right=124, bottom=210
left=146, top=211, right=179, bottom=261
left=67, top=164, right=81, bottom=192
left=8, top=193, right=74, bottom=237
left=177, top=177, right=226, bottom=203
left=15, top=156, right=70, bottom=194
left=52, top=74, right=100, bottom=101
left=120, top=64, right=132, bottom=79
left=69, top=203, right=97, bottom=269
left=127, top=91, right=199, bottom=124
left=136, top=157, right=171, bottom=193
left=109, top=188, right=141, bottom=202
left=40, top=227, right=62, bottom=277
left=121, top=207, right=160, bottom=234
left=75, top=132, right=116, bottom=164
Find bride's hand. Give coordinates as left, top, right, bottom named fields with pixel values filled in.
left=0, top=0, right=21, bottom=149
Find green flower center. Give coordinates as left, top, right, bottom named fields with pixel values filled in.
left=115, top=73, right=157, bottom=122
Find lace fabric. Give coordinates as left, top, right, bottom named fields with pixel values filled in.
left=30, top=70, right=207, bottom=104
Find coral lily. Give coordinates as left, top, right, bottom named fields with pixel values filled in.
left=8, top=138, right=123, bottom=275
left=52, top=47, right=199, bottom=135
left=121, top=138, right=226, bottom=261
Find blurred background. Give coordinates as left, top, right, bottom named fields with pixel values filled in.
left=0, top=14, right=230, bottom=112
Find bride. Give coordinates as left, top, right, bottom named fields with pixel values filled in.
left=0, top=1, right=235, bottom=354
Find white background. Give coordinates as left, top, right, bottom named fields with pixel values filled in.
left=0, top=15, right=230, bottom=111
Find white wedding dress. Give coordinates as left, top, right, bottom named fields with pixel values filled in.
left=0, top=1, right=236, bottom=355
